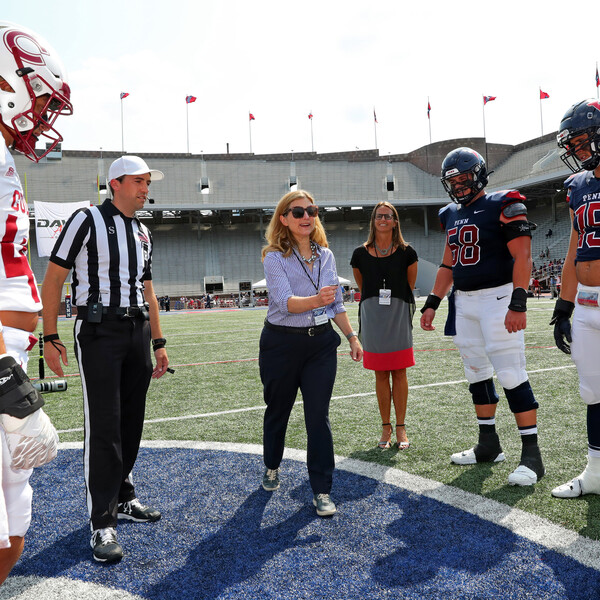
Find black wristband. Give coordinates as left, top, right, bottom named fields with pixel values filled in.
left=152, top=337, right=167, bottom=351
left=508, top=287, right=528, bottom=312
left=43, top=334, right=60, bottom=343
left=420, top=294, right=442, bottom=314
left=439, top=263, right=452, bottom=270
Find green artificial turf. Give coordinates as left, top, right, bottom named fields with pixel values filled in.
left=39, top=297, right=600, bottom=539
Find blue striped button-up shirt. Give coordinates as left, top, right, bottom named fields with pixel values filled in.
left=264, top=245, right=346, bottom=327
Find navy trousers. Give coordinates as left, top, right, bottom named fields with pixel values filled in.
left=259, top=325, right=340, bottom=494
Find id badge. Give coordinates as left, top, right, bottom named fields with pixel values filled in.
left=379, top=289, right=391, bottom=306
left=312, top=307, right=329, bottom=325
left=577, top=290, right=599, bottom=307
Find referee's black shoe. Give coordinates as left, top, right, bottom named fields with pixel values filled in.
left=91, top=527, right=123, bottom=563
left=117, top=498, right=161, bottom=522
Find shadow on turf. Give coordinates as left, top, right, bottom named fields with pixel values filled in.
left=449, top=463, right=535, bottom=507
left=371, top=492, right=517, bottom=588
left=145, top=478, right=379, bottom=600
left=346, top=446, right=405, bottom=466
left=9, top=526, right=94, bottom=586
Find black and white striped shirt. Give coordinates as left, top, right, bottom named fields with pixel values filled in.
left=50, top=199, right=153, bottom=308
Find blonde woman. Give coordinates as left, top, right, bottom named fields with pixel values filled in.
left=351, top=202, right=418, bottom=450
left=260, top=190, right=362, bottom=517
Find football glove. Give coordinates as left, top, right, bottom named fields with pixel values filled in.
left=549, top=298, right=574, bottom=355
left=0, top=408, right=58, bottom=470
left=0, top=355, right=45, bottom=418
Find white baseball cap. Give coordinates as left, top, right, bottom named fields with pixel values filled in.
left=108, top=155, right=164, bottom=182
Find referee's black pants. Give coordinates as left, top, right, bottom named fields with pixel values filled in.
left=259, top=325, right=340, bottom=494
left=74, top=317, right=153, bottom=530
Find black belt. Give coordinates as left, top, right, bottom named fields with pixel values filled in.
left=264, top=319, right=332, bottom=337
left=76, top=305, right=149, bottom=321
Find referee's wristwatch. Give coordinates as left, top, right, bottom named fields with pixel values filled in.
left=346, top=331, right=358, bottom=340
left=152, top=337, right=167, bottom=351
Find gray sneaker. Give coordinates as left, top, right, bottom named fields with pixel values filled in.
left=313, top=493, right=336, bottom=516
left=90, top=527, right=123, bottom=563
left=262, top=468, right=280, bottom=491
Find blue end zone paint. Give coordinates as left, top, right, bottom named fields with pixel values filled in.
left=10, top=447, right=600, bottom=599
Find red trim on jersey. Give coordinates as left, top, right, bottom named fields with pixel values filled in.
left=1, top=214, right=40, bottom=302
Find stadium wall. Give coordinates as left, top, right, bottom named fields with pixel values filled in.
left=22, top=133, right=571, bottom=298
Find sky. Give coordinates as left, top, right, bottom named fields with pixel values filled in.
left=3, top=0, right=599, bottom=158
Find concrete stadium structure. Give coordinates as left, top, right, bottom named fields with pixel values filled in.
left=19, top=133, right=571, bottom=298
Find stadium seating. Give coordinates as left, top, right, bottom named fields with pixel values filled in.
left=22, top=134, right=573, bottom=298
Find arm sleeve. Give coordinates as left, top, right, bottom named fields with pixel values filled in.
left=264, top=252, right=294, bottom=314
left=406, top=245, right=418, bottom=266
left=327, top=251, right=346, bottom=315
left=350, top=247, right=361, bottom=268
left=142, top=226, right=153, bottom=281
left=49, top=208, right=90, bottom=270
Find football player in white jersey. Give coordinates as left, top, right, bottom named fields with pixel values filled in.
left=0, top=21, right=71, bottom=582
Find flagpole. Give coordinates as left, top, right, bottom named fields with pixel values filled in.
left=120, top=97, right=124, bottom=154
left=310, top=111, right=314, bottom=152
left=373, top=107, right=378, bottom=150
left=482, top=97, right=487, bottom=140
left=539, top=88, right=544, bottom=136
left=186, top=101, right=190, bottom=154
left=428, top=97, right=432, bottom=144
left=249, top=112, right=253, bottom=154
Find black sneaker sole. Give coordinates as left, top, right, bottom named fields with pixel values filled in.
left=117, top=513, right=161, bottom=523
left=93, top=549, right=123, bottom=563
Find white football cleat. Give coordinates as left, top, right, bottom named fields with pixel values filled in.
left=552, top=471, right=600, bottom=498
left=552, top=456, right=600, bottom=498
left=451, top=447, right=505, bottom=465
left=508, top=465, right=539, bottom=486
left=509, top=444, right=544, bottom=486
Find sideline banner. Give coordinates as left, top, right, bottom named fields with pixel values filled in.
left=34, top=201, right=90, bottom=257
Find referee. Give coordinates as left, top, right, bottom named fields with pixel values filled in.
left=41, top=156, right=169, bottom=563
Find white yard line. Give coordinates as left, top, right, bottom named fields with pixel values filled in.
left=54, top=439, right=600, bottom=572
left=55, top=364, right=576, bottom=434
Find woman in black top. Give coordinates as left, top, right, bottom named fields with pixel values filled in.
left=351, top=202, right=418, bottom=449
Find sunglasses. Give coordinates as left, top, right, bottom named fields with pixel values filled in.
left=285, top=205, right=319, bottom=218
left=375, top=214, right=394, bottom=221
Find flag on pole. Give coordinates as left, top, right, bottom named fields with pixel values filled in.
left=596, top=64, right=599, bottom=88
left=120, top=92, right=129, bottom=100
left=483, top=95, right=496, bottom=105
left=308, top=112, right=313, bottom=119
left=186, top=95, right=197, bottom=103
left=249, top=112, right=255, bottom=121
left=427, top=101, right=431, bottom=119
left=373, top=108, right=378, bottom=123
left=540, top=89, right=550, bottom=99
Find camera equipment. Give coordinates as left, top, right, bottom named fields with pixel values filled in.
left=33, top=380, right=68, bottom=394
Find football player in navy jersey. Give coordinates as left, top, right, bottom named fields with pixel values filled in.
left=420, top=147, right=544, bottom=486
left=551, top=99, right=600, bottom=498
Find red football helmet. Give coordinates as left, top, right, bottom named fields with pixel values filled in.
left=0, top=21, right=72, bottom=162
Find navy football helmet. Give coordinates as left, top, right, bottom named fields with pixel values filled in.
left=557, top=99, right=600, bottom=173
left=440, top=147, right=488, bottom=205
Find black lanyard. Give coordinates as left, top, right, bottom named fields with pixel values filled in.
left=372, top=245, right=391, bottom=289
left=293, top=250, right=321, bottom=292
